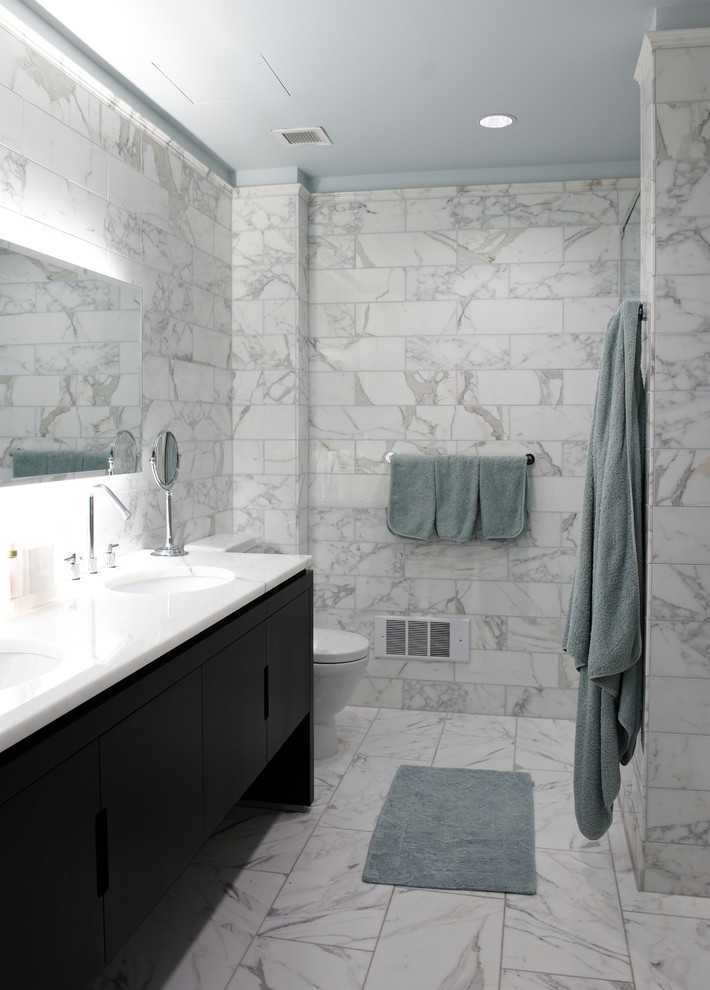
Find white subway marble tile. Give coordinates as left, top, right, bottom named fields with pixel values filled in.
left=309, top=301, right=356, bottom=337
left=310, top=335, right=405, bottom=372
left=355, top=230, right=457, bottom=267
left=656, top=274, right=710, bottom=332
left=307, top=233, right=355, bottom=269
left=354, top=299, right=458, bottom=335
left=232, top=263, right=296, bottom=301
left=657, top=100, right=710, bottom=160
left=562, top=296, right=619, bottom=333
left=644, top=842, right=710, bottom=898
left=647, top=731, right=710, bottom=790
left=403, top=679, right=507, bottom=715
left=310, top=266, right=405, bottom=304
left=509, top=190, right=619, bottom=227
left=650, top=621, right=710, bottom=677
left=649, top=392, right=710, bottom=448
left=649, top=676, right=710, bottom=734
left=458, top=227, right=563, bottom=264
left=656, top=45, right=710, bottom=103
left=356, top=370, right=458, bottom=406
left=405, top=193, right=510, bottom=231
left=510, top=332, right=604, bottom=369
left=647, top=786, right=710, bottom=844
left=310, top=472, right=387, bottom=508
left=652, top=506, right=710, bottom=562
left=309, top=195, right=405, bottom=234
left=404, top=541, right=508, bottom=580
left=509, top=261, right=618, bottom=299
left=406, top=333, right=509, bottom=371
left=458, top=579, right=561, bottom=618
left=406, top=264, right=509, bottom=301
left=563, top=224, right=621, bottom=262
left=456, top=651, right=559, bottom=688
left=656, top=214, right=710, bottom=275
left=459, top=298, right=563, bottom=334
left=656, top=158, right=710, bottom=218
left=655, top=333, right=710, bottom=391
left=506, top=685, right=577, bottom=718
left=355, top=575, right=458, bottom=614
left=563, top=369, right=599, bottom=404
left=511, top=408, right=592, bottom=446
left=477, top=370, right=563, bottom=405
left=507, top=617, right=564, bottom=653
left=0, top=84, right=22, bottom=152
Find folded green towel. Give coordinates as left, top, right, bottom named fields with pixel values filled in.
left=434, top=455, right=479, bottom=541
left=81, top=450, right=109, bottom=472
left=46, top=450, right=83, bottom=474
left=386, top=455, right=436, bottom=540
left=479, top=456, right=529, bottom=539
left=12, top=451, right=48, bottom=478
left=563, top=300, right=645, bottom=841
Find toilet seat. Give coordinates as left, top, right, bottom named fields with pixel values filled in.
left=314, top=627, right=369, bottom=664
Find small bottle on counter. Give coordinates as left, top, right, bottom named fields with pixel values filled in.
left=8, top=544, right=23, bottom=600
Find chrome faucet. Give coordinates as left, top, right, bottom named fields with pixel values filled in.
left=88, top=484, right=132, bottom=574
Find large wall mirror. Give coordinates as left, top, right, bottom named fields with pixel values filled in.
left=0, top=239, right=142, bottom=485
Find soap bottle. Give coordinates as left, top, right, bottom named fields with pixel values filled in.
left=8, top=544, right=23, bottom=600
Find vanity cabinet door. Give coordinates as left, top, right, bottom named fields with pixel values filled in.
left=202, top=622, right=267, bottom=833
left=100, top=669, right=203, bottom=960
left=265, top=588, right=312, bottom=761
left=0, top=743, right=104, bottom=990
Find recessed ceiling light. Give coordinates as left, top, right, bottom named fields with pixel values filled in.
left=478, top=113, right=517, bottom=128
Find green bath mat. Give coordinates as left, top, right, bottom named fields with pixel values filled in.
left=363, top=765, right=536, bottom=894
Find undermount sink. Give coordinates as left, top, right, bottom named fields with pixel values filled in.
left=0, top=641, right=64, bottom=690
left=103, top=566, right=237, bottom=595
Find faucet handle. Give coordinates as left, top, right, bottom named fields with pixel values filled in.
left=105, top=543, right=119, bottom=568
left=64, top=553, right=81, bottom=581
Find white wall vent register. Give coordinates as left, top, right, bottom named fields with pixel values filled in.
left=374, top=616, right=469, bottom=662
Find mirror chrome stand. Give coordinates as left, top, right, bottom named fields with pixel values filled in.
left=152, top=489, right=187, bottom=557
left=150, top=430, right=187, bottom=557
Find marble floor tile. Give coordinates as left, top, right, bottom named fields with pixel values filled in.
left=258, top=826, right=392, bottom=950
left=500, top=974, right=633, bottom=990
left=363, top=887, right=505, bottom=990
left=357, top=707, right=447, bottom=761
left=319, top=753, right=429, bottom=832
left=514, top=716, right=576, bottom=772
left=623, top=912, right=710, bottom=990
left=433, top=712, right=516, bottom=769
left=195, top=806, right=321, bottom=874
left=503, top=849, right=633, bottom=982
left=227, top=935, right=372, bottom=990
left=92, top=865, right=285, bottom=990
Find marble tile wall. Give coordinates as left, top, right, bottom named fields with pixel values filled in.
left=0, top=10, right=232, bottom=564
left=628, top=29, right=710, bottom=898
left=232, top=184, right=309, bottom=554
left=307, top=178, right=638, bottom=718
left=0, top=266, right=141, bottom=482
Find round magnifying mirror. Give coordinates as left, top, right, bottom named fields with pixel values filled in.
left=108, top=430, right=138, bottom=476
left=150, top=430, right=180, bottom=491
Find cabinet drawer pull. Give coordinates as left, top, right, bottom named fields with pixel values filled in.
left=95, top=808, right=109, bottom=897
left=263, top=664, right=269, bottom=721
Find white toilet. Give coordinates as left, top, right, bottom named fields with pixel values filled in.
left=183, top=535, right=370, bottom=760
left=313, top=627, right=370, bottom=759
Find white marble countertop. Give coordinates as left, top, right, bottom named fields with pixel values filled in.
left=0, top=549, right=311, bottom=757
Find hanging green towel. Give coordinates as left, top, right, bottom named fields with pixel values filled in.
left=386, top=455, right=436, bottom=540
left=563, top=300, right=646, bottom=841
left=479, top=456, right=529, bottom=539
left=434, top=455, right=479, bottom=541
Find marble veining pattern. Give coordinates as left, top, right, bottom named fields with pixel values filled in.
left=302, top=177, right=633, bottom=723
left=91, top=707, right=710, bottom=990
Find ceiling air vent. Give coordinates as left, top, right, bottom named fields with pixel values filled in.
left=374, top=616, right=469, bottom=662
left=272, top=126, right=332, bottom=147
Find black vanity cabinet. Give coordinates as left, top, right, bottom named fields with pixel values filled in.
left=0, top=568, right=313, bottom=990
left=0, top=743, right=104, bottom=990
